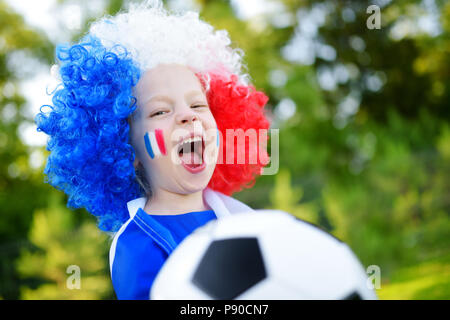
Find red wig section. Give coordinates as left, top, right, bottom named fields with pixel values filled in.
left=198, top=73, right=270, bottom=195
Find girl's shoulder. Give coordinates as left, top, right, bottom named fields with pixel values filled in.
left=109, top=207, right=176, bottom=270
left=109, top=217, right=169, bottom=299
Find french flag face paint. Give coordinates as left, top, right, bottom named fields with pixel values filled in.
left=144, top=129, right=167, bottom=159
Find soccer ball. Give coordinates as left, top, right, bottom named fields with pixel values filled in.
left=150, top=210, right=377, bottom=300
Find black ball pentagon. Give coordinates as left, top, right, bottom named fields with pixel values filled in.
left=191, top=237, right=267, bottom=299
left=342, top=291, right=363, bottom=300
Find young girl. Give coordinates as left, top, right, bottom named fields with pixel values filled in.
left=35, top=1, right=270, bottom=299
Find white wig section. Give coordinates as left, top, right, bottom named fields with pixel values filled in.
left=88, top=0, right=251, bottom=86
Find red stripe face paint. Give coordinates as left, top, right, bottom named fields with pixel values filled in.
left=154, top=129, right=167, bottom=156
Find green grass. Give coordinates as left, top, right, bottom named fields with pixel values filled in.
left=377, top=255, right=450, bottom=300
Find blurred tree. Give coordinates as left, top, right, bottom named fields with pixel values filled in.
left=269, top=169, right=319, bottom=224
left=0, top=0, right=54, bottom=299
left=0, top=0, right=123, bottom=299
left=16, top=192, right=113, bottom=299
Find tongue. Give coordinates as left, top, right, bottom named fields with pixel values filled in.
left=180, top=151, right=202, bottom=166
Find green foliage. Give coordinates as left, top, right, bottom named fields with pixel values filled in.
left=16, top=192, right=113, bottom=299
left=0, top=0, right=54, bottom=299
left=269, top=169, right=319, bottom=224
left=378, top=254, right=450, bottom=300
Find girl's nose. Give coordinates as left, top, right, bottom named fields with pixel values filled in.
left=175, top=109, right=199, bottom=125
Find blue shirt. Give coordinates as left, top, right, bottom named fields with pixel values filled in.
left=110, top=207, right=217, bottom=300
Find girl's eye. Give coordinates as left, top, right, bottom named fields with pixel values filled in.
left=150, top=110, right=167, bottom=117
left=191, top=104, right=208, bottom=109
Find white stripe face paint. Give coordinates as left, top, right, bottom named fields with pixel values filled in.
left=149, top=131, right=161, bottom=157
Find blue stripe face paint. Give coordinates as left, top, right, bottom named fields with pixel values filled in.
left=144, top=132, right=155, bottom=159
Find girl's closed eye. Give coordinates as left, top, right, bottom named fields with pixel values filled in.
left=191, top=104, right=208, bottom=109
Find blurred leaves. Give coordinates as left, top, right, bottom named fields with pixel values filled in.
left=377, top=254, right=450, bottom=300
left=269, top=169, right=319, bottom=224
left=0, top=1, right=53, bottom=65
left=16, top=192, right=113, bottom=300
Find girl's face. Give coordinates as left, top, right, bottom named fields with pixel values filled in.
left=129, top=63, right=218, bottom=196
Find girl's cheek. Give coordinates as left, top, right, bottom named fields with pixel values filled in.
left=143, top=129, right=167, bottom=159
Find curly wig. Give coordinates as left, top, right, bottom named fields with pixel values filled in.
left=35, top=0, right=270, bottom=232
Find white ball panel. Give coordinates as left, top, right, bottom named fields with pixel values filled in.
left=210, top=210, right=293, bottom=241
left=234, top=278, right=307, bottom=300
left=258, top=216, right=356, bottom=298
left=338, top=244, right=378, bottom=300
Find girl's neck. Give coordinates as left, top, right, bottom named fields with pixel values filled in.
left=143, top=188, right=209, bottom=215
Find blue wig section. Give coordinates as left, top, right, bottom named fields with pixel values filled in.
left=35, top=35, right=143, bottom=232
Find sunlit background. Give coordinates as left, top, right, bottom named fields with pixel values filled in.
left=0, top=0, right=449, bottom=299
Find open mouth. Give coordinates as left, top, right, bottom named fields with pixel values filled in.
left=177, top=135, right=206, bottom=173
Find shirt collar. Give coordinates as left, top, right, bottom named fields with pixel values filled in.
left=125, top=188, right=232, bottom=219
